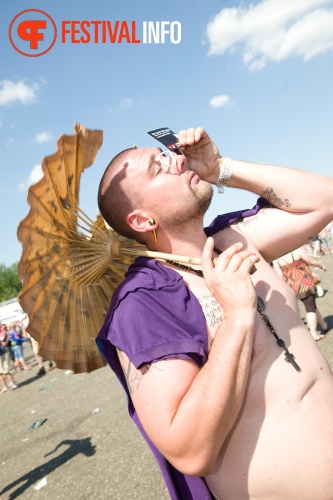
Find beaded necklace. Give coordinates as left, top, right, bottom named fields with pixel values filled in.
left=165, top=248, right=301, bottom=372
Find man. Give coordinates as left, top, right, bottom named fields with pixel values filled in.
left=97, top=127, right=333, bottom=499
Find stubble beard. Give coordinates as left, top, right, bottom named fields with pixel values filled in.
left=154, top=182, right=213, bottom=232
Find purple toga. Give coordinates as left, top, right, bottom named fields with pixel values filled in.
left=96, top=198, right=269, bottom=499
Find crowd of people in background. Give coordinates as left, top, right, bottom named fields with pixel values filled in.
left=0, top=318, right=55, bottom=394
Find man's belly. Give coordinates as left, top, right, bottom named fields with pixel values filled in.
left=205, top=365, right=333, bottom=500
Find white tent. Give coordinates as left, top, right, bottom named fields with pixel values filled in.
left=0, top=298, right=25, bottom=325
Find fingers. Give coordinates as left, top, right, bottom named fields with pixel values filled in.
left=202, top=239, right=243, bottom=275
left=201, top=237, right=218, bottom=274
left=177, top=127, right=205, bottom=147
left=202, top=238, right=259, bottom=276
left=194, top=127, right=205, bottom=142
left=215, top=247, right=259, bottom=275
left=238, top=254, right=260, bottom=275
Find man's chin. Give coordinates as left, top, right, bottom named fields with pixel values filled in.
left=196, top=184, right=213, bottom=215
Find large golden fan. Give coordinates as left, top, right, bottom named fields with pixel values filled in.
left=17, top=124, right=202, bottom=373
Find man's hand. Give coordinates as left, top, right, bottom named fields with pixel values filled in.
left=201, top=238, right=259, bottom=318
left=177, top=127, right=222, bottom=184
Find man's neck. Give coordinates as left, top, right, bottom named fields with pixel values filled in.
left=147, top=221, right=209, bottom=258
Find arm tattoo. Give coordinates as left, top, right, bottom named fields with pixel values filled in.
left=260, top=187, right=291, bottom=208
left=117, top=349, right=163, bottom=395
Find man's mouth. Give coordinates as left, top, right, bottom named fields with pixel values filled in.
left=189, top=172, right=199, bottom=184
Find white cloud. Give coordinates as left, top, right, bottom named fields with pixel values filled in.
left=0, top=80, right=39, bottom=106
left=119, top=98, right=135, bottom=109
left=108, top=97, right=136, bottom=112
left=18, top=164, right=43, bottom=191
left=210, top=94, right=232, bottom=108
left=35, top=131, right=52, bottom=143
left=206, top=0, right=333, bottom=70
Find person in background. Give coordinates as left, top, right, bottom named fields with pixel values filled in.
left=318, top=223, right=333, bottom=254
left=8, top=323, right=30, bottom=371
left=23, top=315, right=55, bottom=375
left=31, top=337, right=47, bottom=375
left=310, top=235, right=321, bottom=256
left=29, top=336, right=55, bottom=375
left=0, top=324, right=17, bottom=393
left=273, top=246, right=328, bottom=340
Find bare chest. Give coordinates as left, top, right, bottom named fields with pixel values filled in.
left=187, top=265, right=301, bottom=373
left=190, top=281, right=278, bottom=363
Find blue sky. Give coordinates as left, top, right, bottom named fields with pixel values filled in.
left=1, top=0, right=333, bottom=266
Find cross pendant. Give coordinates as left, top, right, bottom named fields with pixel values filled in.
left=284, top=352, right=301, bottom=372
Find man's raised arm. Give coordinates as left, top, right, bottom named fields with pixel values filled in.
left=178, top=127, right=333, bottom=261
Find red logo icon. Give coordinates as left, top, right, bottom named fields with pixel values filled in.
left=9, top=9, right=57, bottom=57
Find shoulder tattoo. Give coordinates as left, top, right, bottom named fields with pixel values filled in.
left=260, top=187, right=291, bottom=208
left=117, top=349, right=163, bottom=395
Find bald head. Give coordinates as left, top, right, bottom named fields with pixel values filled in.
left=98, top=148, right=143, bottom=240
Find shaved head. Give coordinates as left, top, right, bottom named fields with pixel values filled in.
left=98, top=148, right=143, bottom=240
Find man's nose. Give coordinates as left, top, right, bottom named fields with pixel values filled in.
left=172, top=154, right=188, bottom=174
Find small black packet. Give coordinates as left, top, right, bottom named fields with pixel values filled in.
left=147, top=127, right=183, bottom=154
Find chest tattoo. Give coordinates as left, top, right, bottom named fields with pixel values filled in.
left=196, top=293, right=223, bottom=329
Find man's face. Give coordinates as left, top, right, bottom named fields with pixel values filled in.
left=121, top=147, right=213, bottom=229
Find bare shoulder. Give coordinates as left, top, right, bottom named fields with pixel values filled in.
left=213, top=223, right=258, bottom=253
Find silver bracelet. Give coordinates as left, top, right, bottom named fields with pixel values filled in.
left=217, top=157, right=233, bottom=194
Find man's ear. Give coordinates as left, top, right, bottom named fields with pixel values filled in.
left=126, top=210, right=151, bottom=234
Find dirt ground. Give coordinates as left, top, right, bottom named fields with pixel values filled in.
left=1, top=254, right=333, bottom=500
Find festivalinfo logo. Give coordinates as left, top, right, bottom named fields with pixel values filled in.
left=9, top=9, right=182, bottom=57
